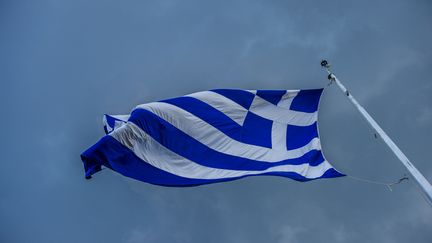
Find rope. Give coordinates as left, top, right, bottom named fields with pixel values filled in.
left=347, top=174, right=409, bottom=191
left=348, top=174, right=432, bottom=207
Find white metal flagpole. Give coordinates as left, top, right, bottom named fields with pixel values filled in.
left=320, top=60, right=432, bottom=205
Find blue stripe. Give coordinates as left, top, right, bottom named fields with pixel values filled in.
left=161, top=96, right=272, bottom=147
left=256, top=90, right=286, bottom=105
left=210, top=89, right=255, bottom=109
left=129, top=108, right=325, bottom=170
left=286, top=122, right=319, bottom=150
left=106, top=116, right=115, bottom=128
left=81, top=136, right=345, bottom=186
left=104, top=114, right=126, bottom=134
left=290, top=89, right=323, bottom=113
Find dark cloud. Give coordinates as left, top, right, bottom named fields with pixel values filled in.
left=1, top=0, right=431, bottom=242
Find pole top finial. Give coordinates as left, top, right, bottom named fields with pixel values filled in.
left=320, top=59, right=330, bottom=68
left=320, top=59, right=334, bottom=81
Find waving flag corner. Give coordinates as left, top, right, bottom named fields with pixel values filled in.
left=81, top=88, right=344, bottom=187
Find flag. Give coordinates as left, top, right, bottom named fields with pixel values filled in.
left=81, top=89, right=344, bottom=186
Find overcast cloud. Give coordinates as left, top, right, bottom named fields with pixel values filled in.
left=1, top=0, right=432, bottom=242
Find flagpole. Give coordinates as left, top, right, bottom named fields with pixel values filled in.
left=320, top=60, right=432, bottom=205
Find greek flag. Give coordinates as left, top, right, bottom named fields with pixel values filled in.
left=81, top=89, right=344, bottom=186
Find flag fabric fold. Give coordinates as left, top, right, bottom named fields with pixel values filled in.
left=81, top=88, right=344, bottom=186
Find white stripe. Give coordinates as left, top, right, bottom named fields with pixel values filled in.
left=112, top=115, right=130, bottom=121
left=271, top=122, right=287, bottom=150
left=135, top=102, right=321, bottom=162
left=249, top=95, right=317, bottom=126
left=186, top=91, right=248, bottom=125
left=111, top=123, right=333, bottom=180
left=277, top=90, right=300, bottom=109
left=269, top=90, right=299, bottom=150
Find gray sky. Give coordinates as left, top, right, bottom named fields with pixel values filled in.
left=1, top=0, right=432, bottom=242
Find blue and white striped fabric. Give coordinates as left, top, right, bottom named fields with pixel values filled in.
left=81, top=89, right=344, bottom=186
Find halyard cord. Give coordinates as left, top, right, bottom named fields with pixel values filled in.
left=348, top=174, right=432, bottom=207
left=323, top=83, right=410, bottom=191
left=347, top=174, right=409, bottom=191
left=323, top=67, right=414, bottom=193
